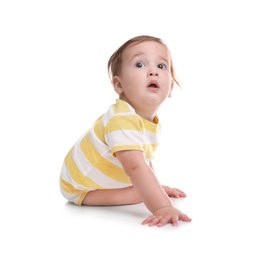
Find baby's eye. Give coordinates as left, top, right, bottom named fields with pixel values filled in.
left=157, top=63, right=166, bottom=69
left=135, top=62, right=145, bottom=68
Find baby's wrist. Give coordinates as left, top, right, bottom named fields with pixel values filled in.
left=153, top=204, right=173, bottom=214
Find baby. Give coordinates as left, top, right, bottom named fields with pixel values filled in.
left=59, top=35, right=192, bottom=227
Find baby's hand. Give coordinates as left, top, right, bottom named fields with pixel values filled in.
left=162, top=185, right=187, bottom=198
left=142, top=206, right=192, bottom=227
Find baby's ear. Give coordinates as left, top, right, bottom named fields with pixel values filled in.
left=168, top=79, right=174, bottom=97
left=113, top=76, right=123, bottom=94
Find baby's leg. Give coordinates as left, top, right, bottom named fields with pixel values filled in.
left=82, top=186, right=142, bottom=206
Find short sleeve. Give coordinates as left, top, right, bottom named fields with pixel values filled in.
left=105, top=114, right=145, bottom=156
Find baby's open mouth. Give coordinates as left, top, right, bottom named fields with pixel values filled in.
left=148, top=83, right=159, bottom=88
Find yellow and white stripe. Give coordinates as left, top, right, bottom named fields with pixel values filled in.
left=59, top=99, right=161, bottom=205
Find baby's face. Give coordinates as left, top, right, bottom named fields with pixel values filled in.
left=113, top=41, right=174, bottom=120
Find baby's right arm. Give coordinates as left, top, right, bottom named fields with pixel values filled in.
left=115, top=150, right=192, bottom=227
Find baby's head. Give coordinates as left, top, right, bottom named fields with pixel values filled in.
left=107, top=35, right=180, bottom=87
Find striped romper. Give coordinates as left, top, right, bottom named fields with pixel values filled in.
left=59, top=99, right=161, bottom=205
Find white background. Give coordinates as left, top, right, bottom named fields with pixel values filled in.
left=1, top=0, right=264, bottom=259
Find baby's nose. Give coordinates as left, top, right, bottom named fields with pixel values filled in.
left=148, top=70, right=158, bottom=76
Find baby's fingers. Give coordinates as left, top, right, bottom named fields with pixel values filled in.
left=142, top=215, right=159, bottom=226
left=174, top=188, right=186, bottom=198
left=167, top=188, right=186, bottom=198
left=179, top=213, right=192, bottom=222
left=142, top=215, right=179, bottom=227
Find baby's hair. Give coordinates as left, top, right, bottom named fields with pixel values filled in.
left=107, top=35, right=181, bottom=87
